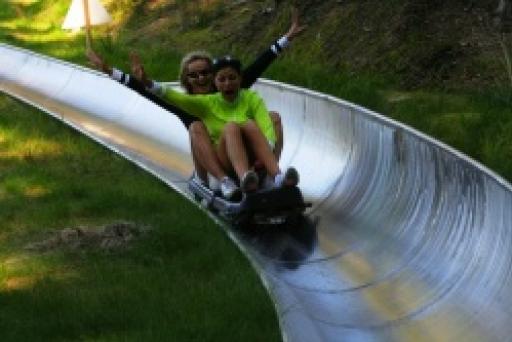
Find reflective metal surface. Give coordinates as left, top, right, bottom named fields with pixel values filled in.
left=2, top=43, right=512, bottom=341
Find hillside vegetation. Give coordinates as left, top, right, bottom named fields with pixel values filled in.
left=1, top=0, right=511, bottom=178
left=121, top=0, right=512, bottom=91
left=0, top=1, right=510, bottom=339
left=0, top=1, right=284, bottom=340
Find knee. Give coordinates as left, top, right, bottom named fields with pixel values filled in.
left=189, top=121, right=207, bottom=136
left=241, top=120, right=258, bottom=133
left=223, top=122, right=241, bottom=136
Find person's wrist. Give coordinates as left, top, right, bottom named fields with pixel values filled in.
left=277, top=36, right=289, bottom=48
left=111, top=68, right=125, bottom=81
left=103, top=65, right=112, bottom=75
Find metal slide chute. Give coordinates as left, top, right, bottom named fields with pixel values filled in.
left=2, top=43, right=512, bottom=341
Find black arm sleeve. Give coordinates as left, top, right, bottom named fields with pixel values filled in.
left=241, top=44, right=279, bottom=89
left=117, top=73, right=197, bottom=129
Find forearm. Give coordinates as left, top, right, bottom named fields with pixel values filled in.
left=241, top=36, right=290, bottom=89
left=110, top=68, right=198, bottom=128
left=260, top=119, right=276, bottom=147
left=254, top=109, right=276, bottom=146
left=145, top=80, right=164, bottom=96
left=161, top=88, right=206, bottom=119
left=113, top=70, right=162, bottom=97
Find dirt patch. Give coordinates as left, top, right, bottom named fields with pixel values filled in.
left=5, top=276, right=36, bottom=290
left=25, top=221, right=151, bottom=252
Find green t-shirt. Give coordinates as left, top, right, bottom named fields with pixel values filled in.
left=161, top=87, right=276, bottom=146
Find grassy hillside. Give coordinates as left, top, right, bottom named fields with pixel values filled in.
left=0, top=94, right=281, bottom=341
left=0, top=1, right=510, bottom=340
left=0, top=1, right=282, bottom=340
left=2, top=0, right=510, bottom=180
left=105, top=0, right=512, bottom=91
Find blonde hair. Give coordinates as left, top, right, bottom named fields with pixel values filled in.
left=179, top=50, right=213, bottom=94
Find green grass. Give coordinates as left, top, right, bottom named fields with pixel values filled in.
left=0, top=95, right=280, bottom=341
left=1, top=0, right=512, bottom=339
left=1, top=2, right=280, bottom=340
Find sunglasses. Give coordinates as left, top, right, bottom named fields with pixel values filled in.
left=186, top=70, right=212, bottom=79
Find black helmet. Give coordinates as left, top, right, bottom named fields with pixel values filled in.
left=212, top=55, right=242, bottom=74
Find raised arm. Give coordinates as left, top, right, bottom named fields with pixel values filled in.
left=241, top=7, right=306, bottom=88
left=86, top=49, right=112, bottom=75
left=85, top=49, right=198, bottom=128
left=160, top=88, right=210, bottom=120
left=129, top=52, right=159, bottom=93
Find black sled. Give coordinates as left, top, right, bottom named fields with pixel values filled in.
left=188, top=176, right=311, bottom=228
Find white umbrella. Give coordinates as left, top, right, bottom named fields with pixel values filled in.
left=62, top=0, right=112, bottom=49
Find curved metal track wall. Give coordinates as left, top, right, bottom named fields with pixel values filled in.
left=1, top=44, right=512, bottom=341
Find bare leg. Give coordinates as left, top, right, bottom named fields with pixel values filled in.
left=241, top=120, right=280, bottom=177
left=216, top=123, right=250, bottom=179
left=189, top=121, right=226, bottom=181
left=270, top=111, right=283, bottom=160
left=189, top=123, right=207, bottom=182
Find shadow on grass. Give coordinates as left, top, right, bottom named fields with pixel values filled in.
left=0, top=229, right=281, bottom=341
left=0, top=95, right=281, bottom=341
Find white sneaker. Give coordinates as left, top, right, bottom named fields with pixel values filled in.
left=220, top=177, right=239, bottom=199
left=208, top=173, right=220, bottom=191
left=274, top=167, right=299, bottom=188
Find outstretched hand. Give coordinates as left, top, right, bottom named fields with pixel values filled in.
left=129, top=52, right=151, bottom=87
left=285, top=7, right=307, bottom=41
left=86, top=49, right=110, bottom=74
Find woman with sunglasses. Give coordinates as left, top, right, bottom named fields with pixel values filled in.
left=156, top=55, right=299, bottom=195
left=86, top=8, right=305, bottom=198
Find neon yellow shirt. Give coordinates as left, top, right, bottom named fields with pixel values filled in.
left=161, top=87, right=276, bottom=146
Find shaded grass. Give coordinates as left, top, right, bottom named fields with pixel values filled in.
left=0, top=95, right=280, bottom=341
left=0, top=3, right=511, bottom=342
left=1, top=3, right=280, bottom=340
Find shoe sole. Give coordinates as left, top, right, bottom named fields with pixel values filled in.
left=241, top=171, right=259, bottom=192
left=222, top=188, right=240, bottom=200
left=284, top=167, right=299, bottom=187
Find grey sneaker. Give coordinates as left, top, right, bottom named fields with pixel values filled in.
left=262, top=174, right=274, bottom=190
left=193, top=171, right=207, bottom=186
left=220, top=177, right=239, bottom=199
left=241, top=170, right=259, bottom=193
left=274, top=167, right=299, bottom=188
